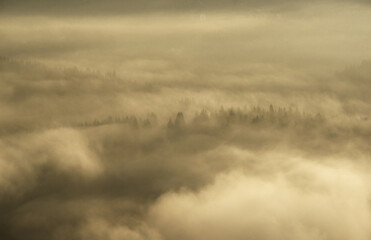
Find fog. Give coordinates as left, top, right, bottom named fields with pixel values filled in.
left=1, top=1, right=371, bottom=239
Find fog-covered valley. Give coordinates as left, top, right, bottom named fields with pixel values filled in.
left=1, top=1, right=371, bottom=239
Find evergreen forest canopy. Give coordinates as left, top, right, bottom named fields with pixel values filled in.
left=1, top=2, right=371, bottom=239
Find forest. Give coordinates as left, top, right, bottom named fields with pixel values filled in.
left=1, top=2, right=371, bottom=238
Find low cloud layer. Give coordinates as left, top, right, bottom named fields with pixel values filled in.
left=0, top=110, right=370, bottom=239
left=1, top=2, right=371, bottom=240
left=151, top=164, right=371, bottom=240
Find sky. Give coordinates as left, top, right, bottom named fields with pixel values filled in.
left=1, top=1, right=371, bottom=240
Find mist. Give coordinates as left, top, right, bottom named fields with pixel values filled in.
left=1, top=1, right=371, bottom=239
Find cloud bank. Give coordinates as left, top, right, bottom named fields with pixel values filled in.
left=1, top=1, right=371, bottom=239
